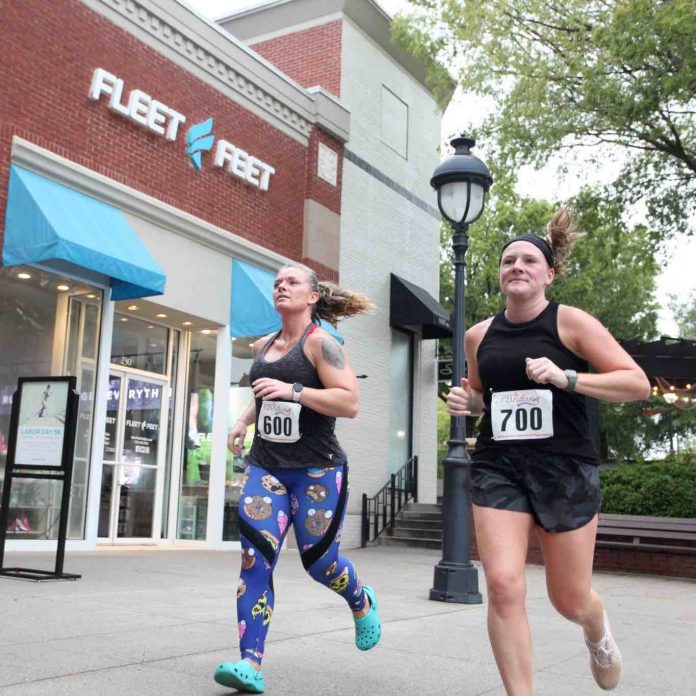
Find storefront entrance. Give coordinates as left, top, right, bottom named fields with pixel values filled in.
left=97, top=369, right=169, bottom=543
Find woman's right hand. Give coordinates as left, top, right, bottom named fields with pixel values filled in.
left=446, top=377, right=474, bottom=416
left=228, top=421, right=248, bottom=457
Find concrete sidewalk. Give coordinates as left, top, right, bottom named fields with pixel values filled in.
left=0, top=545, right=693, bottom=695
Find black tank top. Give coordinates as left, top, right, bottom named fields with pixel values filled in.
left=248, top=323, right=347, bottom=469
left=473, top=301, right=598, bottom=462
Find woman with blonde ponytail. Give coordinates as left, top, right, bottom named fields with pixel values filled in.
left=446, top=208, right=649, bottom=695
left=215, top=263, right=380, bottom=693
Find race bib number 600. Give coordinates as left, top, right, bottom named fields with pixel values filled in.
left=491, top=389, right=554, bottom=441
left=258, top=401, right=301, bottom=443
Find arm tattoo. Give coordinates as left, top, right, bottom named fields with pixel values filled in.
left=321, top=338, right=346, bottom=369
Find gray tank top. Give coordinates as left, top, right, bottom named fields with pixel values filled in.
left=247, top=323, right=347, bottom=469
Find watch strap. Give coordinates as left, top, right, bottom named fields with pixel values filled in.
left=563, top=369, right=578, bottom=392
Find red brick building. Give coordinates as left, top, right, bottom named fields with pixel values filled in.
left=0, top=0, right=352, bottom=549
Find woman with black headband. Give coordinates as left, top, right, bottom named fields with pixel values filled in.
left=446, top=208, right=649, bottom=695
left=214, top=263, right=381, bottom=694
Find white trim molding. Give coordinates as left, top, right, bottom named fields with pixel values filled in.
left=79, top=0, right=350, bottom=143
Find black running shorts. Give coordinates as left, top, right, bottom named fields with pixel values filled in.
left=471, top=447, right=601, bottom=533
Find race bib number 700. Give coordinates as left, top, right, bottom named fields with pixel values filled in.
left=491, top=389, right=554, bottom=441
left=258, top=400, right=301, bottom=443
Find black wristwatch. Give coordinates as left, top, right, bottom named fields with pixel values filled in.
left=291, top=383, right=304, bottom=402
left=563, top=369, right=578, bottom=392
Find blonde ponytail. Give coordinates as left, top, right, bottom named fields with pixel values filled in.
left=278, top=263, right=374, bottom=325
left=543, top=207, right=585, bottom=274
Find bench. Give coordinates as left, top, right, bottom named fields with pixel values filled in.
left=596, top=514, right=696, bottom=555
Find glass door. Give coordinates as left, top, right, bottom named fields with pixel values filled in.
left=98, top=370, right=168, bottom=542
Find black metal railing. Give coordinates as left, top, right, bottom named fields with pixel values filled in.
left=361, top=455, right=418, bottom=547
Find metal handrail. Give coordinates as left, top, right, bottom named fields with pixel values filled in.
left=360, top=455, right=418, bottom=547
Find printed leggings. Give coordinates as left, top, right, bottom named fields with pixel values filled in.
left=236, top=461, right=365, bottom=665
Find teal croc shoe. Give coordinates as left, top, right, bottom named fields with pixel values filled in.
left=214, top=660, right=265, bottom=693
left=354, top=585, right=382, bottom=651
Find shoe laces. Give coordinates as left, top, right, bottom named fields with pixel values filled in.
left=588, top=636, right=615, bottom=666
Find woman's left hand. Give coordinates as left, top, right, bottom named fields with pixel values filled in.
left=251, top=377, right=293, bottom=400
left=525, top=357, right=568, bottom=390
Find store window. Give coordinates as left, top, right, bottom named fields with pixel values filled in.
left=223, top=335, right=262, bottom=541
left=0, top=266, right=103, bottom=540
left=111, top=314, right=168, bottom=374
left=97, top=314, right=176, bottom=542
left=388, top=330, right=413, bottom=472
left=178, top=330, right=217, bottom=540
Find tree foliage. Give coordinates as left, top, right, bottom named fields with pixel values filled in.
left=669, top=291, right=696, bottom=339
left=438, top=167, right=662, bottom=461
left=439, top=171, right=659, bottom=339
left=394, top=0, right=696, bottom=237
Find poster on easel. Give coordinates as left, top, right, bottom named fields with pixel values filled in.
left=14, top=380, right=70, bottom=468
left=0, top=376, right=81, bottom=580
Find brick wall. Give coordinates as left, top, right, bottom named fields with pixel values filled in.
left=251, top=22, right=342, bottom=98
left=0, top=0, right=338, bottom=262
left=305, top=129, right=343, bottom=216
left=468, top=527, right=696, bottom=580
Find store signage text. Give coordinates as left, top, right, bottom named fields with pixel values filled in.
left=89, top=68, right=275, bottom=191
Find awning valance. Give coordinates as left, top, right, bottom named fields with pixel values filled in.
left=3, top=166, right=166, bottom=300
left=231, top=259, right=344, bottom=343
left=390, top=273, right=451, bottom=339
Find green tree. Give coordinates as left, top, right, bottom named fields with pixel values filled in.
left=394, top=0, right=696, bottom=237
left=438, top=173, right=660, bottom=461
left=440, top=176, right=659, bottom=339
left=669, top=291, right=696, bottom=339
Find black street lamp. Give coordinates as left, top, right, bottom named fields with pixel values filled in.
left=430, top=135, right=493, bottom=604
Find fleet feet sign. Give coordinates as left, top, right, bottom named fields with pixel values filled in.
left=88, top=68, right=276, bottom=191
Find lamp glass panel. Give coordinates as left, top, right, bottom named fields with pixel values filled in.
left=464, top=183, right=485, bottom=223
left=439, top=181, right=470, bottom=223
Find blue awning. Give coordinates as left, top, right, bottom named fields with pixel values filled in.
left=3, top=166, right=166, bottom=300
left=231, top=259, right=344, bottom=343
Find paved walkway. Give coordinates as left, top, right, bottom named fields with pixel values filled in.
left=0, top=545, right=693, bottom=695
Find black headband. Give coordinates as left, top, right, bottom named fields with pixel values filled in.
left=500, top=234, right=555, bottom=268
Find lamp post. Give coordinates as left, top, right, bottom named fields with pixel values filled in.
left=430, top=135, right=493, bottom=604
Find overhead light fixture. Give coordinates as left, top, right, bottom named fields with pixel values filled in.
left=17, top=272, right=31, bottom=280
left=86, top=294, right=97, bottom=299
left=182, top=321, right=192, bottom=326
left=127, top=305, right=139, bottom=311
left=56, top=284, right=70, bottom=291
left=119, top=317, right=128, bottom=322
left=156, top=313, right=167, bottom=318
left=201, top=329, right=212, bottom=334
left=147, top=325, right=155, bottom=329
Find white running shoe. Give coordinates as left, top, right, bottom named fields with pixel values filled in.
left=585, top=611, right=622, bottom=690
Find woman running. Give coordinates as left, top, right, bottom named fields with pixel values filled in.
left=214, top=263, right=381, bottom=693
left=447, top=208, right=650, bottom=695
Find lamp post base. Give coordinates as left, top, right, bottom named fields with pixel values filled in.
left=430, top=561, right=483, bottom=604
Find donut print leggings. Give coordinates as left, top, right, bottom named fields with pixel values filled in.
left=236, top=461, right=366, bottom=665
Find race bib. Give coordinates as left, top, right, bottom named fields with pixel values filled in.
left=258, top=401, right=301, bottom=443
left=491, top=389, right=553, bottom=441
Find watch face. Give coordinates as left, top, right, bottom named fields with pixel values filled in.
left=293, top=383, right=302, bottom=393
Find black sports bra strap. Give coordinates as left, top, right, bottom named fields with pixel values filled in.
left=257, top=331, right=281, bottom=360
